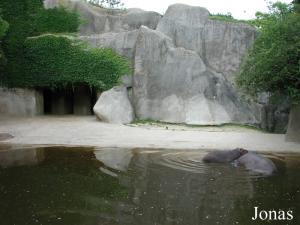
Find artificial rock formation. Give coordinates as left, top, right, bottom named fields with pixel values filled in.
left=80, top=30, right=139, bottom=61
left=93, top=86, right=135, bottom=124
left=0, top=88, right=43, bottom=116
left=46, top=1, right=263, bottom=126
left=44, top=0, right=161, bottom=35
left=156, top=4, right=257, bottom=82
left=133, top=26, right=258, bottom=125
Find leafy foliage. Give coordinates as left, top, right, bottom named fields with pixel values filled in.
left=34, top=7, right=80, bottom=34
left=237, top=2, right=300, bottom=104
left=0, top=0, right=80, bottom=85
left=0, top=0, right=43, bottom=80
left=209, top=13, right=252, bottom=25
left=0, top=0, right=130, bottom=90
left=0, top=16, right=8, bottom=39
left=85, top=0, right=124, bottom=9
left=0, top=15, right=9, bottom=65
left=4, top=35, right=131, bottom=90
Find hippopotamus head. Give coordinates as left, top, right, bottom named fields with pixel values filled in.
left=232, top=148, right=248, bottom=160
left=203, top=148, right=249, bottom=163
left=237, top=148, right=248, bottom=156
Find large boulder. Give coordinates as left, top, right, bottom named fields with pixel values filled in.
left=45, top=0, right=162, bottom=35
left=286, top=105, right=300, bottom=143
left=157, top=4, right=257, bottom=83
left=93, top=86, right=135, bottom=124
left=133, top=26, right=258, bottom=125
left=80, top=30, right=139, bottom=61
left=156, top=4, right=209, bottom=57
left=0, top=88, right=43, bottom=116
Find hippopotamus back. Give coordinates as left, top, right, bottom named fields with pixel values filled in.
left=237, top=152, right=277, bottom=176
left=202, top=149, right=248, bottom=163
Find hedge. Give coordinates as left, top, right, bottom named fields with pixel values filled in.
left=0, top=0, right=80, bottom=86
left=6, top=34, right=132, bottom=90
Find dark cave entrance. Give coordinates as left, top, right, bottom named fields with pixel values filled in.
left=43, top=85, right=98, bottom=115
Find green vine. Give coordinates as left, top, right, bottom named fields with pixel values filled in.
left=5, top=34, right=131, bottom=90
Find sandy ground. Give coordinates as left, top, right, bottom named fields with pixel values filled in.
left=0, top=116, right=300, bottom=152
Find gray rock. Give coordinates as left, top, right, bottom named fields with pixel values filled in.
left=156, top=4, right=209, bottom=57
left=133, top=26, right=259, bottom=125
left=0, top=88, right=43, bottom=116
left=45, top=2, right=263, bottom=127
left=286, top=105, right=300, bottom=143
left=237, top=152, right=277, bottom=176
left=157, top=4, right=257, bottom=83
left=80, top=30, right=139, bottom=60
left=52, top=0, right=161, bottom=35
left=120, top=75, right=133, bottom=88
left=203, top=20, right=257, bottom=83
left=93, top=86, right=135, bottom=124
left=258, top=94, right=290, bottom=133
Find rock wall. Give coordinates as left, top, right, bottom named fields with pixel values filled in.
left=80, top=30, right=139, bottom=61
left=156, top=4, right=257, bottom=83
left=44, top=0, right=161, bottom=35
left=133, top=26, right=257, bottom=124
left=0, top=88, right=44, bottom=116
left=47, top=1, right=266, bottom=126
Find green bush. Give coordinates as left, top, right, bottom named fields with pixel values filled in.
left=0, top=0, right=80, bottom=85
left=0, top=0, right=130, bottom=90
left=6, top=34, right=131, bottom=90
left=0, top=16, right=9, bottom=39
left=209, top=13, right=252, bottom=25
left=0, top=0, right=42, bottom=80
left=237, top=2, right=300, bottom=104
left=0, top=15, right=9, bottom=65
left=34, top=7, right=80, bottom=34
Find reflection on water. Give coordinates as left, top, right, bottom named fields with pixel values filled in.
left=0, top=147, right=299, bottom=225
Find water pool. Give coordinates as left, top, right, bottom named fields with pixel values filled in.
left=0, top=146, right=299, bottom=225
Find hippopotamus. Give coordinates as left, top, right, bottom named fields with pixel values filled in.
left=236, top=152, right=277, bottom=176
left=202, top=148, right=248, bottom=163
left=203, top=148, right=277, bottom=176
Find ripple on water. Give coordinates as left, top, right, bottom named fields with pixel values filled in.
left=131, top=149, right=276, bottom=181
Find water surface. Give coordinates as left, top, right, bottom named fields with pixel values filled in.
left=0, top=147, right=299, bottom=225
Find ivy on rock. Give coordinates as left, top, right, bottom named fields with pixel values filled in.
left=18, top=34, right=131, bottom=90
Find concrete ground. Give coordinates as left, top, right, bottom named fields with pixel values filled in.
left=0, top=116, right=300, bottom=152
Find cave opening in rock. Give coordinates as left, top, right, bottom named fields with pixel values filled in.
left=43, top=84, right=98, bottom=115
